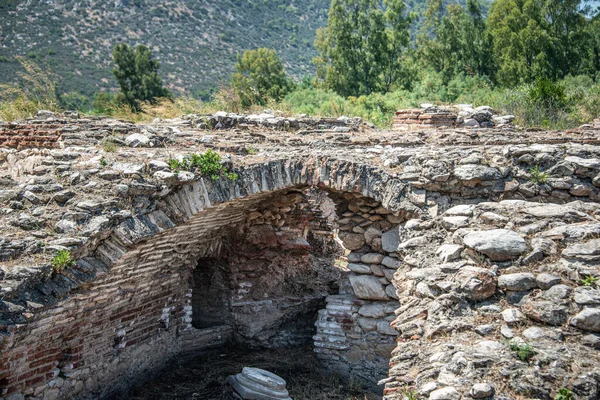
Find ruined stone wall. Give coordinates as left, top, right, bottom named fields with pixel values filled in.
left=314, top=192, right=402, bottom=383
left=392, top=109, right=457, bottom=130
left=0, top=187, right=352, bottom=400
left=0, top=231, right=231, bottom=400
left=382, top=200, right=600, bottom=400
left=209, top=190, right=341, bottom=348
left=2, top=116, right=600, bottom=400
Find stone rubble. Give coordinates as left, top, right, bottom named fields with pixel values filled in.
left=393, top=104, right=517, bottom=130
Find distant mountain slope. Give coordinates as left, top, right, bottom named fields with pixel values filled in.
left=0, top=0, right=595, bottom=99
left=0, top=0, right=329, bottom=98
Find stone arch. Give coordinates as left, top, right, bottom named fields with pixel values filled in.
left=1, top=157, right=422, bottom=399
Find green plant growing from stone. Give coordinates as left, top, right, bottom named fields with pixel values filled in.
left=168, top=150, right=237, bottom=180
left=529, top=165, right=549, bottom=184
left=245, top=146, right=258, bottom=155
left=167, top=157, right=190, bottom=172
left=581, top=275, right=599, bottom=286
left=51, top=250, right=75, bottom=273
left=99, top=156, right=108, bottom=167
left=103, top=141, right=117, bottom=153
left=403, top=389, right=419, bottom=400
left=554, top=387, right=573, bottom=400
left=509, top=342, right=535, bottom=362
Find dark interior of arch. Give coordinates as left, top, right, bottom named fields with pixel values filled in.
left=182, top=185, right=401, bottom=387
left=190, top=188, right=344, bottom=347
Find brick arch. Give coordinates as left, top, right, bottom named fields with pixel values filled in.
left=90, top=156, right=416, bottom=283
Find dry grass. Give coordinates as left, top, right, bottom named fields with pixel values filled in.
left=0, top=57, right=61, bottom=121
left=115, top=344, right=381, bottom=400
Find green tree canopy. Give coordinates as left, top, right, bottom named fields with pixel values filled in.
left=112, top=43, right=171, bottom=109
left=230, top=48, right=292, bottom=107
left=417, top=0, right=492, bottom=83
left=486, top=0, right=592, bottom=86
left=314, top=0, right=412, bottom=97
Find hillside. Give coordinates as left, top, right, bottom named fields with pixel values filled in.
left=1, top=0, right=597, bottom=101
left=0, top=0, right=329, bottom=98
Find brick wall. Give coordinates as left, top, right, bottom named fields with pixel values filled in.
left=393, top=109, right=457, bottom=130
left=0, top=124, right=63, bottom=149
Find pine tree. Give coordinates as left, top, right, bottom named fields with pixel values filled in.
left=487, top=0, right=553, bottom=85
left=417, top=0, right=491, bottom=82
left=112, top=44, right=171, bottom=110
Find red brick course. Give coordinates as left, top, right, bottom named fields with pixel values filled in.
left=0, top=123, right=63, bottom=149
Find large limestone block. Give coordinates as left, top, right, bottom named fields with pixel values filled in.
left=522, top=300, right=569, bottom=325
left=341, top=233, right=365, bottom=251
left=455, top=266, right=497, bottom=301
left=562, top=239, right=600, bottom=261
left=498, top=273, right=536, bottom=291
left=349, top=275, right=389, bottom=300
left=571, top=308, right=600, bottom=332
left=382, top=226, right=402, bottom=253
left=453, top=164, right=501, bottom=181
left=463, top=229, right=527, bottom=261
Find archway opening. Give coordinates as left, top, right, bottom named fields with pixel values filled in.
left=182, top=187, right=405, bottom=386
left=126, top=185, right=406, bottom=399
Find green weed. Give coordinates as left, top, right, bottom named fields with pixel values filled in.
left=103, top=141, right=117, bottom=153
left=509, top=342, right=535, bottom=362
left=581, top=275, right=599, bottom=286
left=554, top=388, right=573, bottom=400
left=168, top=150, right=237, bottom=180
left=51, top=250, right=75, bottom=273
left=529, top=165, right=549, bottom=184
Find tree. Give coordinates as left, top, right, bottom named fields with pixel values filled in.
left=461, top=0, right=493, bottom=78
left=417, top=0, right=461, bottom=81
left=382, top=0, right=414, bottom=91
left=487, top=0, right=555, bottom=86
left=582, top=15, right=600, bottom=77
left=544, top=0, right=589, bottom=78
left=314, top=0, right=411, bottom=97
left=112, top=44, right=171, bottom=109
left=230, top=48, right=292, bottom=107
left=417, top=0, right=492, bottom=82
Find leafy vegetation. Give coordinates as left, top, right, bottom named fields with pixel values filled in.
left=231, top=48, right=293, bottom=107
left=0, top=0, right=329, bottom=99
left=51, top=250, right=76, bottom=273
left=509, top=342, right=535, bottom=362
left=102, top=141, right=117, bottom=153
left=313, top=0, right=412, bottom=96
left=168, top=150, right=237, bottom=180
left=555, top=388, right=574, bottom=400
left=581, top=275, right=599, bottom=287
left=529, top=165, right=549, bottom=184
left=1, top=0, right=600, bottom=131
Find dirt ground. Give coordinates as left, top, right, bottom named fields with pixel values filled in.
left=113, top=344, right=382, bottom=400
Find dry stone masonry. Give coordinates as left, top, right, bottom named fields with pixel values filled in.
left=0, top=111, right=600, bottom=400
left=393, top=104, right=518, bottom=130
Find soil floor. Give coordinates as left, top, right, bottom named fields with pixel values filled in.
left=112, top=344, right=382, bottom=400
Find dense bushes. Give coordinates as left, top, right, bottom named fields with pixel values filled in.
left=3, top=70, right=599, bottom=130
